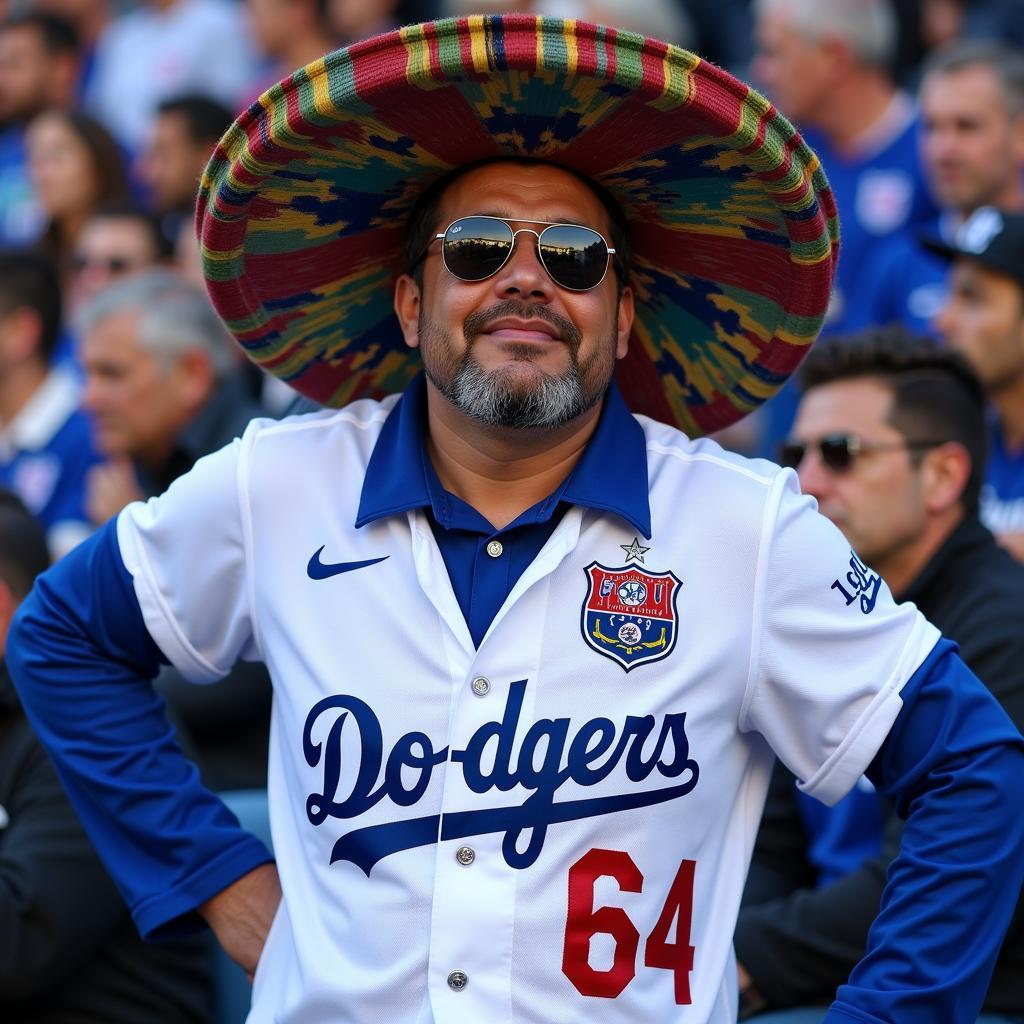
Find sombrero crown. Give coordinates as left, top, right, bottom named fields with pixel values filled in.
left=198, top=14, right=838, bottom=436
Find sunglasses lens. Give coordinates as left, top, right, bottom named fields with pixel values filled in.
left=779, top=442, right=805, bottom=469
left=537, top=223, right=610, bottom=291
left=819, top=436, right=855, bottom=470
left=442, top=217, right=514, bottom=282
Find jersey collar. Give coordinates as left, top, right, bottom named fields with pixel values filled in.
left=356, top=373, right=651, bottom=538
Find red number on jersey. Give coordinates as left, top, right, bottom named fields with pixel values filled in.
left=562, top=849, right=697, bottom=1004
left=644, top=858, right=696, bottom=1004
left=561, top=848, right=643, bottom=998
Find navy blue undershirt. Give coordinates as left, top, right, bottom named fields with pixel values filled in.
left=355, top=374, right=651, bottom=646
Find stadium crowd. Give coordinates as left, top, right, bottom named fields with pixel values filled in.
left=0, top=1, right=1021, bottom=1021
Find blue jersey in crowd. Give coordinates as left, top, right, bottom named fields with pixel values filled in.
left=981, top=419, right=1024, bottom=536
left=0, top=366, right=103, bottom=557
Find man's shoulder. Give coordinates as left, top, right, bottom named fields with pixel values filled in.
left=239, top=394, right=399, bottom=458
left=637, top=414, right=783, bottom=489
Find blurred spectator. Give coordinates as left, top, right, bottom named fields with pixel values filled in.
left=0, top=11, right=80, bottom=244
left=0, top=249, right=100, bottom=558
left=68, top=201, right=173, bottom=316
left=79, top=268, right=263, bottom=517
left=854, top=41, right=1024, bottom=334
left=246, top=0, right=337, bottom=86
left=750, top=0, right=939, bottom=457
left=753, top=0, right=938, bottom=336
left=87, top=0, right=259, bottom=153
left=137, top=93, right=232, bottom=239
left=735, top=328, right=1024, bottom=1023
left=34, top=0, right=112, bottom=102
left=0, top=488, right=214, bottom=1023
left=26, top=108, right=130, bottom=284
left=79, top=269, right=272, bottom=790
left=932, top=207, right=1024, bottom=560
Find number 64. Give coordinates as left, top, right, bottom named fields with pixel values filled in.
left=561, top=848, right=696, bottom=1005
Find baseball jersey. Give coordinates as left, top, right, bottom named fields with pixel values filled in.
left=106, top=384, right=943, bottom=1023
left=980, top=419, right=1024, bottom=536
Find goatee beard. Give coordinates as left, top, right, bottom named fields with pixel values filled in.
left=420, top=300, right=613, bottom=430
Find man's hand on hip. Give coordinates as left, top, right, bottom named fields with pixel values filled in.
left=199, top=862, right=282, bottom=981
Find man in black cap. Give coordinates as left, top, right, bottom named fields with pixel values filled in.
left=933, top=207, right=1024, bottom=559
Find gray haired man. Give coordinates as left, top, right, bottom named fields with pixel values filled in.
left=78, top=268, right=263, bottom=525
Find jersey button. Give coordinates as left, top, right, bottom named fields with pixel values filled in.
left=447, top=970, right=468, bottom=992
left=486, top=540, right=504, bottom=558
left=455, top=845, right=476, bottom=866
left=471, top=676, right=490, bottom=696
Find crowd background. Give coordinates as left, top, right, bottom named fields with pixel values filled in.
left=0, top=1, right=1022, bottom=1022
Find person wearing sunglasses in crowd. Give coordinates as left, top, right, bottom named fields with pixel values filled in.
left=6, top=18, right=1024, bottom=1024
left=67, top=201, right=173, bottom=316
left=734, top=326, right=1024, bottom=1023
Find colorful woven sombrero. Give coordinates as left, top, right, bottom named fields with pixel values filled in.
left=198, top=15, right=839, bottom=436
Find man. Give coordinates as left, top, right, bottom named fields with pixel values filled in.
left=752, top=0, right=938, bottom=339
left=0, top=11, right=79, bottom=244
left=136, top=93, right=233, bottom=240
left=931, top=207, right=1024, bottom=560
left=0, top=489, right=213, bottom=1022
left=855, top=41, right=1024, bottom=335
left=734, top=327, right=1024, bottom=1023
left=68, top=201, right=173, bottom=315
left=8, top=17, right=1024, bottom=1024
left=79, top=268, right=262, bottom=521
left=0, top=248, right=101, bottom=557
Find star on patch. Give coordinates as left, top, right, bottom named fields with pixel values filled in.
left=619, top=537, right=650, bottom=563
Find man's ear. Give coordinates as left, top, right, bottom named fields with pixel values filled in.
left=922, top=441, right=972, bottom=515
left=394, top=274, right=421, bottom=350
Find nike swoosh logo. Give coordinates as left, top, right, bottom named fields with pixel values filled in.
left=307, top=546, right=389, bottom=580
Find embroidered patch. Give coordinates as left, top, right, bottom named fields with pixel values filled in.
left=581, top=561, right=681, bottom=672
left=831, top=551, right=881, bottom=614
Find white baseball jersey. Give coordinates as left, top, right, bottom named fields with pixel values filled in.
left=116, top=396, right=940, bottom=1023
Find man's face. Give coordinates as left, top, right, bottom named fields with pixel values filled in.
left=934, top=259, right=1024, bottom=392
left=80, top=309, right=193, bottom=461
left=752, top=7, right=833, bottom=127
left=920, top=65, right=1024, bottom=213
left=70, top=218, right=161, bottom=310
left=790, top=378, right=929, bottom=568
left=137, top=111, right=210, bottom=215
left=0, top=26, right=52, bottom=122
left=396, top=161, right=633, bottom=430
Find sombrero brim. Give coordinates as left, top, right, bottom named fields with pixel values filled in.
left=198, top=14, right=839, bottom=436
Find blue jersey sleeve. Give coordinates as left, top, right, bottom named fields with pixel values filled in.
left=5, top=519, right=273, bottom=940
left=823, top=639, right=1024, bottom=1023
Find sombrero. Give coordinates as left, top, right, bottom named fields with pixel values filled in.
left=198, top=14, right=838, bottom=436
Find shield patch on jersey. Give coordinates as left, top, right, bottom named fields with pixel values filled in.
left=581, top=562, right=681, bottom=672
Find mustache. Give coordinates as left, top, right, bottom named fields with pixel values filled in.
left=463, top=300, right=582, bottom=350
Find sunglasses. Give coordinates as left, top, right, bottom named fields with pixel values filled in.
left=71, top=254, right=134, bottom=275
left=426, top=215, right=617, bottom=292
left=780, top=433, right=944, bottom=472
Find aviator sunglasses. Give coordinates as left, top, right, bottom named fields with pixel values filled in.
left=780, top=433, right=945, bottom=472
left=422, top=215, right=617, bottom=292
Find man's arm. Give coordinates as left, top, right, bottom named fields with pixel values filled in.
left=822, top=641, right=1024, bottom=1023
left=5, top=521, right=273, bottom=942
